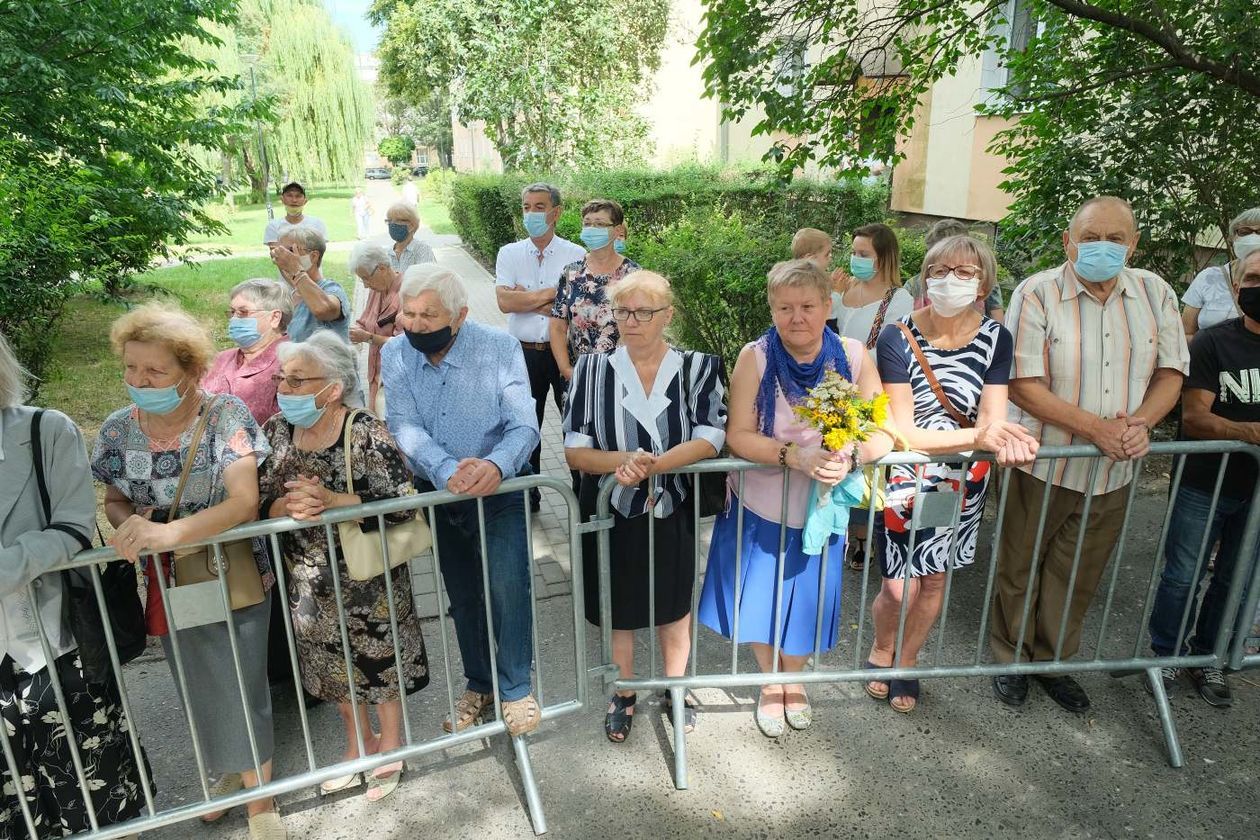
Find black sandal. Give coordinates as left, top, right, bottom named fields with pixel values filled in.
left=846, top=540, right=867, bottom=572
left=863, top=659, right=891, bottom=701
left=888, top=679, right=920, bottom=713
left=605, top=693, right=636, bottom=743
left=658, top=692, right=698, bottom=734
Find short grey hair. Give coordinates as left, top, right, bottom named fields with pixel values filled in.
left=1229, top=207, right=1260, bottom=237
left=278, top=224, right=327, bottom=260
left=348, top=241, right=393, bottom=278
left=400, top=263, right=468, bottom=315
left=520, top=182, right=561, bottom=206
left=277, top=331, right=358, bottom=401
left=0, top=331, right=30, bottom=409
left=766, top=259, right=832, bottom=306
left=230, top=278, right=293, bottom=331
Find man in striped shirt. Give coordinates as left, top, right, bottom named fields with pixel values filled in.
left=990, top=196, right=1189, bottom=713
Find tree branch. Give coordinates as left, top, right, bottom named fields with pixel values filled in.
left=1012, top=59, right=1182, bottom=102
left=1044, top=0, right=1260, bottom=97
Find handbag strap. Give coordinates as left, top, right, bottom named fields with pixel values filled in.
left=342, top=409, right=367, bottom=494
left=168, top=395, right=221, bottom=522
left=864, top=288, right=897, bottom=349
left=30, top=409, right=92, bottom=552
left=894, top=322, right=974, bottom=429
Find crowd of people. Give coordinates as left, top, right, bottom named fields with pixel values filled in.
left=1, top=180, right=1258, bottom=838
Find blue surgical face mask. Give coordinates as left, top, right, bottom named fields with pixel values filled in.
left=228, top=316, right=263, bottom=348
left=849, top=254, right=877, bottom=281
left=128, top=378, right=186, bottom=416
left=277, top=383, right=332, bottom=429
left=613, top=238, right=626, bottom=255
left=387, top=222, right=410, bottom=243
left=523, top=211, right=550, bottom=238
left=580, top=226, right=611, bottom=251
left=1072, top=240, right=1129, bottom=282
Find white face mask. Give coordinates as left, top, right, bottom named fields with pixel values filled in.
left=1233, top=233, right=1260, bottom=261
left=926, top=273, right=980, bottom=317
left=297, top=254, right=313, bottom=271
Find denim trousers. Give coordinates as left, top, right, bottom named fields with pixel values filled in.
left=1149, top=484, right=1258, bottom=657
left=417, top=478, right=534, bottom=701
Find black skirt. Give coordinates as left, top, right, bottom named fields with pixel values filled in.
left=581, top=476, right=697, bottom=630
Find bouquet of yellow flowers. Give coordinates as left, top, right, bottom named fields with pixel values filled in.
left=792, top=370, right=890, bottom=453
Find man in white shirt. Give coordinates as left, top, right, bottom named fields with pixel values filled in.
left=263, top=181, right=329, bottom=245
left=495, top=182, right=585, bottom=509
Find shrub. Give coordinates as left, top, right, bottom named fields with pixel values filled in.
left=390, top=168, right=411, bottom=187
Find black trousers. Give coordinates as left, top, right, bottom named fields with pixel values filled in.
left=521, top=345, right=566, bottom=480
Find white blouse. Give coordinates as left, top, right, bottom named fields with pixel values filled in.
left=1183, top=265, right=1239, bottom=331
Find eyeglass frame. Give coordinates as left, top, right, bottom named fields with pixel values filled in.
left=270, top=374, right=328, bottom=389
left=226, top=307, right=279, bottom=319
left=924, top=263, right=984, bottom=281
left=611, top=307, right=669, bottom=323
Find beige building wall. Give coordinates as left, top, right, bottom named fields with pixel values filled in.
left=451, top=119, right=504, bottom=173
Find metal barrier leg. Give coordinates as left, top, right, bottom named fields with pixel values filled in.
left=1145, top=666, right=1184, bottom=768
left=670, top=684, right=689, bottom=791
left=512, top=735, right=548, bottom=835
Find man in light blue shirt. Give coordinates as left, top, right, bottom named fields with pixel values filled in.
left=381, top=263, right=542, bottom=736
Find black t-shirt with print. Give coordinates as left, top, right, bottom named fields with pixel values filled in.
left=1179, top=318, right=1260, bottom=498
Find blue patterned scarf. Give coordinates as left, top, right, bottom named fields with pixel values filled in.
left=755, top=326, right=852, bottom=437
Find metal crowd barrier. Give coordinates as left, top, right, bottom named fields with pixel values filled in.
left=590, top=441, right=1260, bottom=788
left=0, top=474, right=584, bottom=839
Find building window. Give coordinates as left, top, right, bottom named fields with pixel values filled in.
left=774, top=40, right=808, bottom=99
left=980, top=0, right=1036, bottom=103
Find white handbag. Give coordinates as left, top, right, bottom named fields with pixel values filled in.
left=335, top=410, right=433, bottom=581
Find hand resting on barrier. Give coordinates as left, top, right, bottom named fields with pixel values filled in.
left=788, top=443, right=851, bottom=486
left=446, top=457, right=503, bottom=496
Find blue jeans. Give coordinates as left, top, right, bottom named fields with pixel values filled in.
left=417, top=478, right=534, bottom=701
left=1149, top=484, right=1258, bottom=657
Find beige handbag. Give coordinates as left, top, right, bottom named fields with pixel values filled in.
left=336, top=410, right=432, bottom=581
left=170, top=396, right=265, bottom=611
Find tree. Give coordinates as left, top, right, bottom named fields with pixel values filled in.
left=378, top=134, right=416, bottom=166
left=371, top=0, right=669, bottom=170
left=0, top=0, right=250, bottom=374
left=696, top=1, right=1260, bottom=279
left=382, top=92, right=455, bottom=169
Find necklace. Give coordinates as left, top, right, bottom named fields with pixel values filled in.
left=140, top=394, right=203, bottom=450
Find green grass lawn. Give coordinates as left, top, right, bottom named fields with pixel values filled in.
left=38, top=255, right=353, bottom=436
left=189, top=184, right=456, bottom=251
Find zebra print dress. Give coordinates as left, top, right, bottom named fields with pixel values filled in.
left=874, top=316, right=1014, bottom=579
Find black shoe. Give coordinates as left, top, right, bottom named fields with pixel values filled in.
left=1143, top=666, right=1181, bottom=698
left=1034, top=674, right=1090, bottom=713
left=1186, top=667, right=1233, bottom=708
left=992, top=674, right=1029, bottom=706
left=529, top=489, right=541, bottom=513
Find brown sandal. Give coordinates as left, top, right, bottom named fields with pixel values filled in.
left=501, top=693, right=542, bottom=737
left=443, top=690, right=493, bottom=733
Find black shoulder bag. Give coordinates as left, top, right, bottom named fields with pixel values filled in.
left=31, top=410, right=147, bottom=684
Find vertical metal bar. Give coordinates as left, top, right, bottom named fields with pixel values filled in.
left=267, top=532, right=316, bottom=773
left=1051, top=458, right=1100, bottom=661
left=26, top=580, right=99, bottom=833
left=1172, top=456, right=1228, bottom=659
left=932, top=460, right=970, bottom=664
left=427, top=505, right=459, bottom=733
left=975, top=464, right=1011, bottom=664
left=211, top=542, right=263, bottom=780
left=729, top=470, right=746, bottom=676
left=770, top=468, right=790, bottom=678
left=812, top=541, right=830, bottom=670
left=689, top=478, right=702, bottom=678
left=475, top=499, right=503, bottom=716
left=670, top=684, right=688, bottom=791
left=150, top=552, right=211, bottom=800
left=376, top=513, right=413, bottom=747
left=648, top=503, right=657, bottom=680
left=1012, top=459, right=1058, bottom=664
left=853, top=463, right=882, bottom=670
left=893, top=466, right=925, bottom=668
left=1093, top=467, right=1143, bottom=656
left=1226, top=452, right=1260, bottom=669
left=563, top=480, right=588, bottom=709
left=0, top=691, right=40, bottom=840
left=323, top=523, right=366, bottom=760
left=523, top=490, right=544, bottom=708
left=86, top=562, right=157, bottom=815
left=596, top=480, right=615, bottom=673
left=1134, top=455, right=1186, bottom=658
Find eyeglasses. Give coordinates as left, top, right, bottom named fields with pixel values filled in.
left=1235, top=226, right=1260, bottom=237
left=925, top=263, right=983, bottom=281
left=225, top=308, right=274, bottom=318
left=612, top=307, right=667, bottom=323
left=270, top=374, right=327, bottom=388
left=583, top=220, right=617, bottom=229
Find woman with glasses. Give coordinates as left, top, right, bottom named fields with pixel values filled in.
left=257, top=333, right=428, bottom=803
left=548, top=199, right=640, bottom=381
left=863, top=235, right=1037, bottom=713
left=203, top=279, right=293, bottom=426
left=1181, top=208, right=1257, bottom=339
left=564, top=271, right=726, bottom=743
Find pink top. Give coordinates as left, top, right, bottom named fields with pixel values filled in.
left=355, top=281, right=404, bottom=406
left=732, top=336, right=865, bottom=528
left=201, top=337, right=286, bottom=426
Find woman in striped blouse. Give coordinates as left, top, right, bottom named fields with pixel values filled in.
left=563, top=271, right=727, bottom=743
